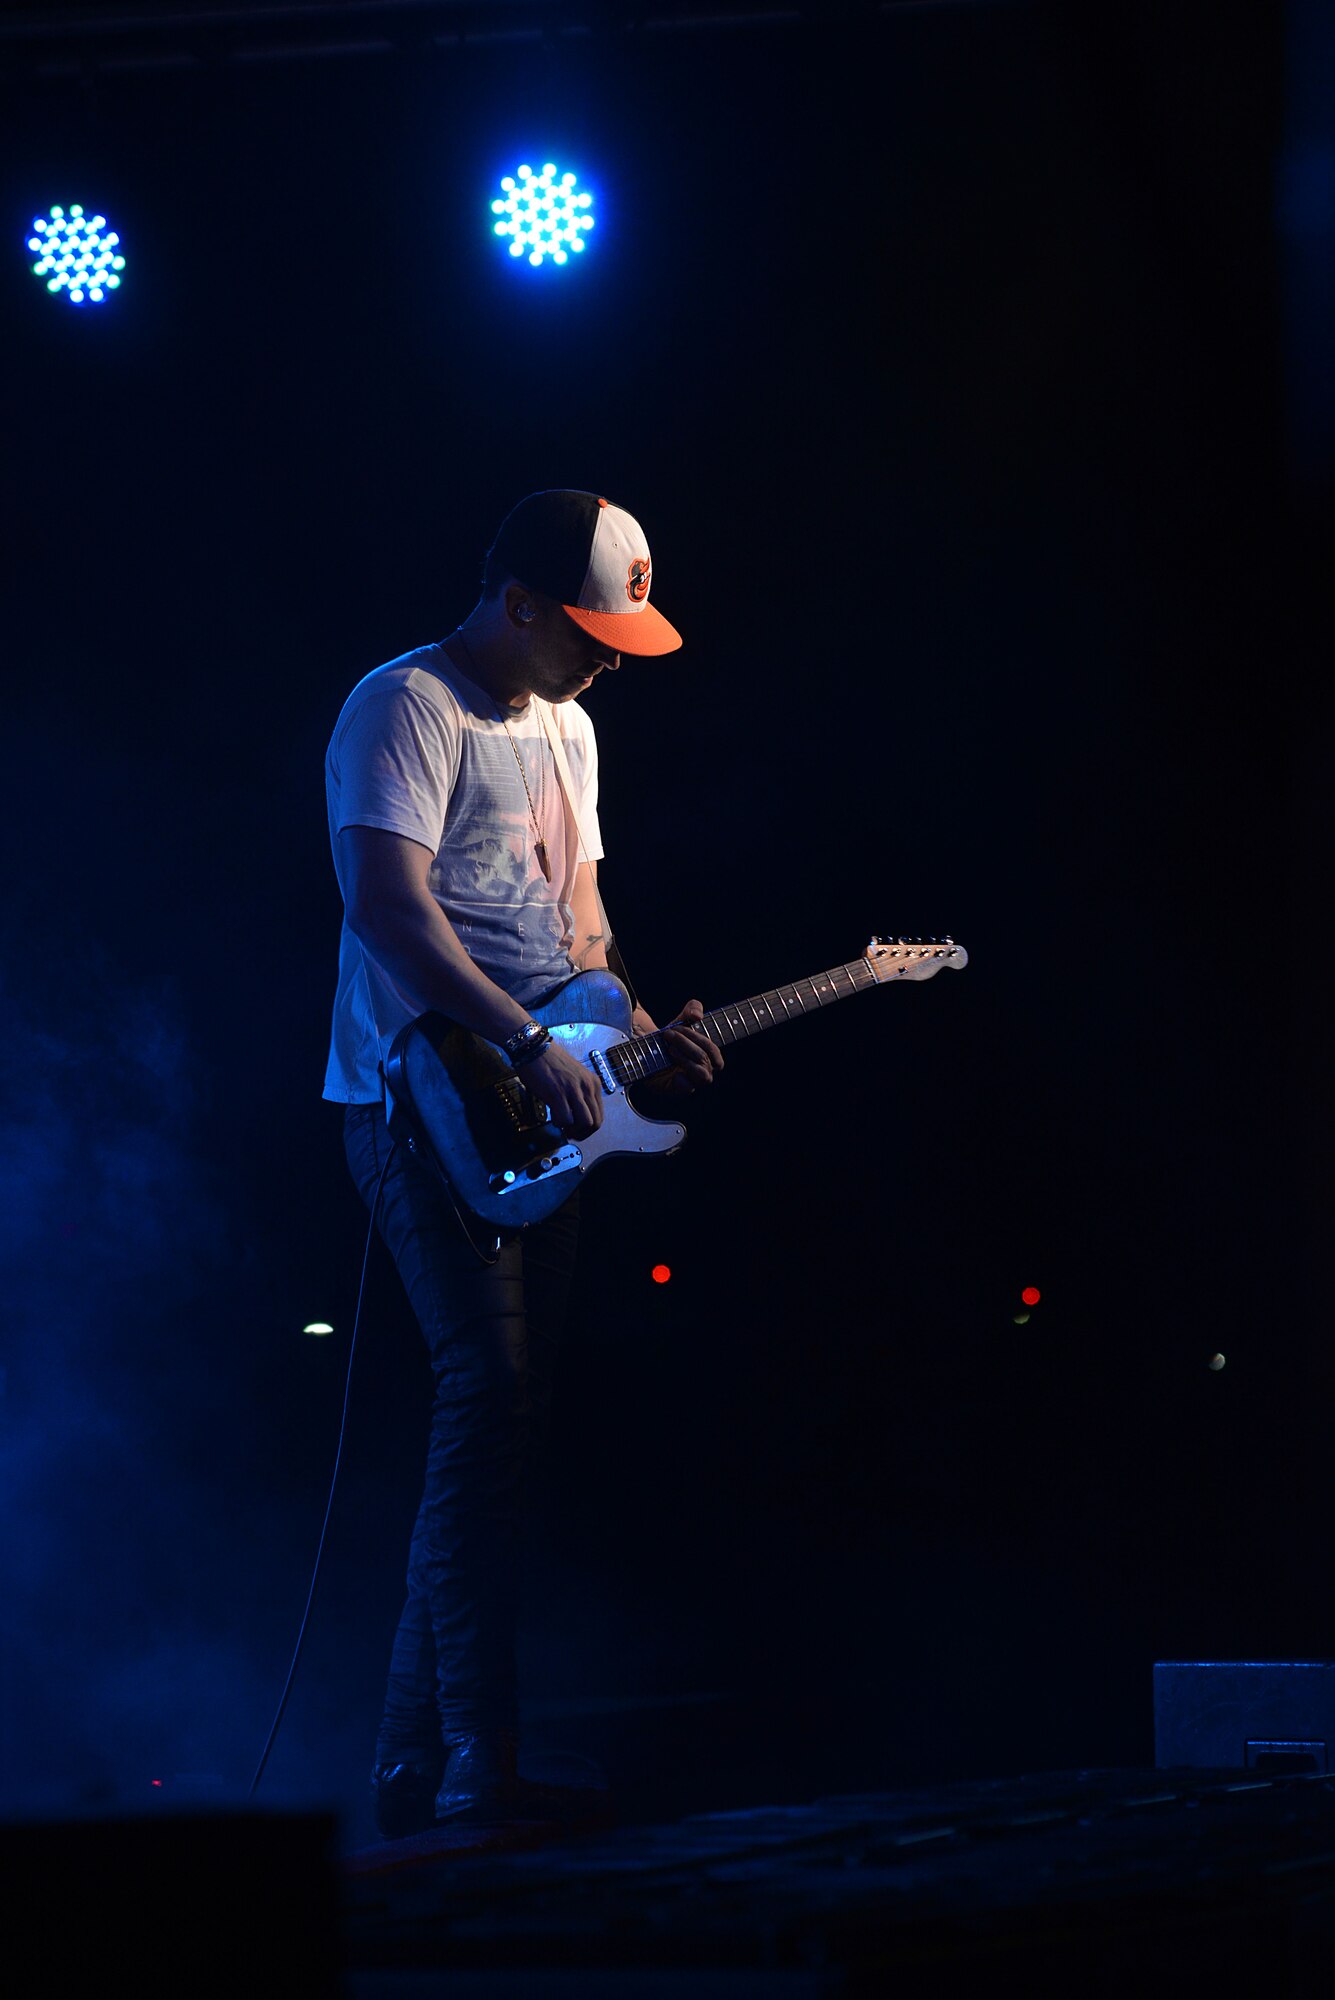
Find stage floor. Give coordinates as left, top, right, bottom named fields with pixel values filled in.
left=342, top=1765, right=1335, bottom=1995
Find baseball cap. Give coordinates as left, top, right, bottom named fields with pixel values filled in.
left=487, top=489, right=683, bottom=655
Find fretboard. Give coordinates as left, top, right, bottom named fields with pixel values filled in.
left=606, top=957, right=881, bottom=1086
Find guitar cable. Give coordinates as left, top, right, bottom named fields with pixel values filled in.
left=247, top=743, right=618, bottom=1793
left=247, top=1135, right=397, bottom=1799
left=405, top=1124, right=504, bottom=1268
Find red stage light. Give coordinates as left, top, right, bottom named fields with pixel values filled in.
left=1021, top=1286, right=1041, bottom=1307
left=651, top=1264, right=671, bottom=1285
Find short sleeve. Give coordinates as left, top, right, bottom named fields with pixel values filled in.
left=330, top=681, right=461, bottom=853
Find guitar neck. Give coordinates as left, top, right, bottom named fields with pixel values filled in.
left=606, top=958, right=880, bottom=1085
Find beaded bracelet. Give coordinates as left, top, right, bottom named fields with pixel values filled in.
left=503, top=1020, right=552, bottom=1068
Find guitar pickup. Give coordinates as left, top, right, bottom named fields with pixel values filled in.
left=589, top=1049, right=618, bottom=1093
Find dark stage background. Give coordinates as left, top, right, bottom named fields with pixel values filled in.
left=2, top=0, right=1330, bottom=1834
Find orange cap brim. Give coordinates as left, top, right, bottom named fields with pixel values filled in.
left=563, top=601, right=683, bottom=656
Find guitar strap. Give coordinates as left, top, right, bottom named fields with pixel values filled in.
left=537, top=700, right=640, bottom=1013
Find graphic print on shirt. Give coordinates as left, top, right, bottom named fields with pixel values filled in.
left=323, top=645, right=603, bottom=1102
left=430, top=727, right=569, bottom=977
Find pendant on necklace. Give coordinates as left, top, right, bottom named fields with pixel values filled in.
left=535, top=839, right=552, bottom=883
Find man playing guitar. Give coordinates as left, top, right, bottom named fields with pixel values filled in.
left=324, top=490, right=721, bottom=1834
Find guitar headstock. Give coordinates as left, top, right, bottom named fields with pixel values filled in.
left=864, top=936, right=968, bottom=982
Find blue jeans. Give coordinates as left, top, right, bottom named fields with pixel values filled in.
left=344, top=1101, right=580, bottom=1761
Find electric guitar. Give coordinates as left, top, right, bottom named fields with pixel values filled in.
left=384, top=937, right=967, bottom=1230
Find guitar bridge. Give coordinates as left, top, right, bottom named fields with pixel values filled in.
left=493, top=1075, right=537, bottom=1131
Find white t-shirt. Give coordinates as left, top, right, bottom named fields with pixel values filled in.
left=322, top=642, right=604, bottom=1103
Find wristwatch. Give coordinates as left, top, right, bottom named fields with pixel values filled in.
left=502, top=1019, right=552, bottom=1068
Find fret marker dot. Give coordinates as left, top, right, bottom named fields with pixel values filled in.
left=651, top=1264, right=671, bottom=1285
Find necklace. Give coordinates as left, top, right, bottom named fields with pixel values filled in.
left=502, top=718, right=552, bottom=882
left=449, top=627, right=552, bottom=883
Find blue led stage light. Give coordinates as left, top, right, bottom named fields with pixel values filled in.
left=28, top=204, right=125, bottom=305
left=490, top=162, right=594, bottom=268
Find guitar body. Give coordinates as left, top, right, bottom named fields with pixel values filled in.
left=384, top=937, right=967, bottom=1234
left=384, top=969, right=686, bottom=1230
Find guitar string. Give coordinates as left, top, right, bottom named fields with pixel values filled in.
left=619, top=970, right=846, bottom=1075
left=607, top=957, right=884, bottom=1083
left=605, top=949, right=958, bottom=1084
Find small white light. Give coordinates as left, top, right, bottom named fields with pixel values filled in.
left=303, top=1321, right=334, bottom=1337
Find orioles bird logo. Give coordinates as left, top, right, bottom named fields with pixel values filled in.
left=626, top=557, right=651, bottom=603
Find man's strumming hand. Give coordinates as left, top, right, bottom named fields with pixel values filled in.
left=521, top=1037, right=605, bottom=1137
